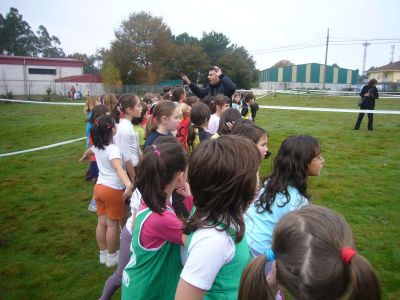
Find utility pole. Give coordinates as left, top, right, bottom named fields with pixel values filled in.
left=322, top=28, right=329, bottom=90
left=390, top=45, right=395, bottom=63
left=362, top=42, right=370, bottom=76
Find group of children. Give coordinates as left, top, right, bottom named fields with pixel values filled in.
left=80, top=89, right=380, bottom=300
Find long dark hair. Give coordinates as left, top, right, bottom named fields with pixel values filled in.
left=136, top=136, right=188, bottom=215
left=239, top=205, right=381, bottom=300
left=90, top=115, right=115, bottom=150
left=217, top=108, right=242, bottom=135
left=238, top=255, right=273, bottom=300
left=231, top=119, right=267, bottom=144
left=367, top=78, right=378, bottom=88
left=88, top=104, right=109, bottom=124
left=113, top=93, right=140, bottom=122
left=256, top=135, right=320, bottom=213
left=131, top=101, right=148, bottom=125
left=172, top=87, right=185, bottom=102
left=184, top=135, right=261, bottom=242
left=187, top=102, right=211, bottom=147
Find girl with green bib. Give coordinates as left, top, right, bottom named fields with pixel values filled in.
left=175, top=135, right=262, bottom=300
left=122, top=136, right=192, bottom=300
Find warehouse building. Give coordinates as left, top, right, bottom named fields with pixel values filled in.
left=0, top=55, right=85, bottom=95
left=259, top=63, right=359, bottom=90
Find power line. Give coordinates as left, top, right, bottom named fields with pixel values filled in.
left=251, top=40, right=400, bottom=55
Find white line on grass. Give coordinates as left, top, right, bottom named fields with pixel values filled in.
left=0, top=98, right=85, bottom=106
left=2, top=98, right=399, bottom=114
left=0, top=137, right=86, bottom=158
left=259, top=105, right=400, bottom=114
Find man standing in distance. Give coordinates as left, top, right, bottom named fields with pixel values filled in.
left=182, top=66, right=236, bottom=100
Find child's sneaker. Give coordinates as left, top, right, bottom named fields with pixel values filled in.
left=99, top=250, right=108, bottom=264
left=106, top=251, right=119, bottom=267
left=88, top=199, right=97, bottom=212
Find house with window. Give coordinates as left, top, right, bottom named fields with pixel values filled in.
left=367, top=61, right=400, bottom=91
left=0, top=55, right=84, bottom=95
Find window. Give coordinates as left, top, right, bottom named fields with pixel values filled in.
left=28, top=68, right=56, bottom=75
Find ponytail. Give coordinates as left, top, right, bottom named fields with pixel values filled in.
left=349, top=254, right=381, bottom=300
left=171, top=191, right=190, bottom=220
left=187, top=102, right=210, bottom=149
left=186, top=124, right=198, bottom=148
left=90, top=115, right=115, bottom=150
left=210, top=94, right=230, bottom=114
left=136, top=136, right=188, bottom=214
left=239, top=255, right=274, bottom=300
left=114, top=93, right=140, bottom=123
left=145, top=115, right=157, bottom=139
left=102, top=93, right=119, bottom=121
left=144, top=100, right=177, bottom=139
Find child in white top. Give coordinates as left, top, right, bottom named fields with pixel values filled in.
left=207, top=94, right=230, bottom=134
left=80, top=115, right=133, bottom=267
left=113, top=93, right=143, bottom=183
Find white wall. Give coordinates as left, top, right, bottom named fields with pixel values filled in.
left=259, top=81, right=353, bottom=90
left=0, top=63, right=84, bottom=95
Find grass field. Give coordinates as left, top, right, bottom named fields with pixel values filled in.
left=0, top=95, right=399, bottom=299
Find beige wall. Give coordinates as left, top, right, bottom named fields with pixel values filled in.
left=368, top=71, right=400, bottom=83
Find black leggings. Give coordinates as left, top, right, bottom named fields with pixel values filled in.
left=354, top=106, right=374, bottom=130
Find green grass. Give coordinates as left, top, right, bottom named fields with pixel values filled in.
left=0, top=96, right=399, bottom=299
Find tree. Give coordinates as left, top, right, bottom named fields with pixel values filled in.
left=108, top=11, right=174, bottom=84
left=271, top=60, right=294, bottom=68
left=0, top=7, right=37, bottom=56
left=173, top=33, right=199, bottom=46
left=166, top=44, right=209, bottom=83
left=67, top=52, right=99, bottom=74
left=100, top=61, right=122, bottom=92
left=36, top=25, right=65, bottom=58
left=218, top=46, right=257, bottom=89
left=0, top=7, right=65, bottom=57
left=199, top=31, right=230, bottom=65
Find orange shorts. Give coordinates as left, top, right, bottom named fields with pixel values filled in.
left=94, top=184, right=125, bottom=220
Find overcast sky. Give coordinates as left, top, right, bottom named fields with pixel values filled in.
left=1, top=0, right=399, bottom=72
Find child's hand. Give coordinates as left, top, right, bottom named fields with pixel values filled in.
left=226, top=121, right=235, bottom=131
left=79, top=154, right=88, bottom=163
left=176, top=182, right=191, bottom=198
left=122, top=185, right=134, bottom=201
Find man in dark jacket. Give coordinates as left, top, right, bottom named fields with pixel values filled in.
left=354, top=78, right=379, bottom=131
left=182, top=66, right=236, bottom=100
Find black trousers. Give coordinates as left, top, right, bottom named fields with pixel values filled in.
left=354, top=106, right=374, bottom=130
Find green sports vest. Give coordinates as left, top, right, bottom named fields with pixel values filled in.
left=187, top=224, right=251, bottom=300
left=121, top=207, right=182, bottom=300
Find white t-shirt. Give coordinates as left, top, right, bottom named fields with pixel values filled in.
left=180, top=227, right=235, bottom=291
left=126, top=189, right=142, bottom=235
left=114, top=119, right=141, bottom=167
left=92, top=144, right=124, bottom=190
left=207, top=114, right=220, bottom=135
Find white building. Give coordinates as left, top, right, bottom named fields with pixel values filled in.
left=0, top=55, right=84, bottom=95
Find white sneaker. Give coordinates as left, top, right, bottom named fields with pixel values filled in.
left=106, top=251, right=119, bottom=267
left=88, top=199, right=97, bottom=212
left=99, top=250, right=108, bottom=264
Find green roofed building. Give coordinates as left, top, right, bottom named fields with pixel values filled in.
left=259, top=63, right=359, bottom=90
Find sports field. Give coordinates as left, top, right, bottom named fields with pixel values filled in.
left=0, top=95, right=399, bottom=299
